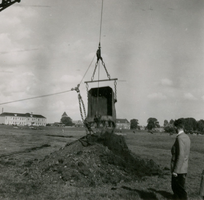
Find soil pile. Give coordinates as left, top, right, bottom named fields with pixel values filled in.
left=23, top=131, right=163, bottom=187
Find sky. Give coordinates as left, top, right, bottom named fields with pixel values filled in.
left=0, top=0, right=204, bottom=126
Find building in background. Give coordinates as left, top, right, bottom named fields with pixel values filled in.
left=73, top=120, right=83, bottom=127
left=61, top=112, right=68, bottom=118
left=116, top=119, right=130, bottom=129
left=0, top=112, right=46, bottom=126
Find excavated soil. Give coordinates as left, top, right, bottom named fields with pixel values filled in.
left=23, top=131, right=163, bottom=187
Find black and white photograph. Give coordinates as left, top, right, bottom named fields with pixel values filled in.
left=0, top=0, right=204, bottom=199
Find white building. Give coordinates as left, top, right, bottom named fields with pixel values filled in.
left=116, top=119, right=130, bottom=129
left=0, top=112, right=46, bottom=126
left=73, top=120, right=84, bottom=127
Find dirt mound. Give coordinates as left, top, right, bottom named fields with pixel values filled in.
left=23, top=132, right=163, bottom=187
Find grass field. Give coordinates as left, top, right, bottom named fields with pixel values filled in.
left=0, top=125, right=203, bottom=200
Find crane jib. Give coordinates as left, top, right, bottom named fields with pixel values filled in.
left=0, top=0, right=21, bottom=12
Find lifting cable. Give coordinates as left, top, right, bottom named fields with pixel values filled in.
left=71, top=54, right=97, bottom=132
left=91, top=0, right=110, bottom=81
left=79, top=55, right=95, bottom=86
left=0, top=54, right=95, bottom=107
left=72, top=0, right=105, bottom=132
left=0, top=0, right=110, bottom=135
left=0, top=90, right=72, bottom=106
left=99, top=0, right=104, bottom=45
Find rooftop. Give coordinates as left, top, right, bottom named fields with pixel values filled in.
left=0, top=112, right=46, bottom=118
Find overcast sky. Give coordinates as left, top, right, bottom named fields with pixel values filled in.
left=0, top=0, right=204, bottom=125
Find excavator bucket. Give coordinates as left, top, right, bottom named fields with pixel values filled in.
left=85, top=86, right=116, bottom=128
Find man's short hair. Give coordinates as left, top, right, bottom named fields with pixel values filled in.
left=174, top=119, right=184, bottom=129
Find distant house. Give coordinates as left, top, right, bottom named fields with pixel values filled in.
left=73, top=120, right=83, bottom=127
left=154, top=127, right=165, bottom=133
left=116, top=119, right=130, bottom=129
left=139, top=126, right=146, bottom=131
left=0, top=112, right=46, bottom=126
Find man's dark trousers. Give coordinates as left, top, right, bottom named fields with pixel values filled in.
left=171, top=174, right=187, bottom=200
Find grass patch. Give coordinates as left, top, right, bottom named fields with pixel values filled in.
left=0, top=126, right=203, bottom=199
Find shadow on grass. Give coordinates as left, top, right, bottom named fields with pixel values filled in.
left=121, top=186, right=158, bottom=200
left=148, top=188, right=173, bottom=199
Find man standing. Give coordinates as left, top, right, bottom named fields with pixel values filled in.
left=171, top=119, right=191, bottom=199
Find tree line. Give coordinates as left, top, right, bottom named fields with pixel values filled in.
left=130, top=117, right=204, bottom=134
left=163, top=118, right=204, bottom=134
left=60, top=114, right=204, bottom=135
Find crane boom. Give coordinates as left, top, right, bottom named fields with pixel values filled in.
left=0, top=0, right=21, bottom=12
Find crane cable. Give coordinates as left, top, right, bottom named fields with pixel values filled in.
left=74, top=0, right=104, bottom=132
left=99, top=0, right=104, bottom=45
left=0, top=54, right=95, bottom=106
left=79, top=54, right=95, bottom=86
left=0, top=90, right=72, bottom=106
left=91, top=0, right=110, bottom=81
left=70, top=54, right=96, bottom=131
left=96, top=0, right=103, bottom=117
left=0, top=55, right=95, bottom=134
left=0, top=1, right=104, bottom=134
